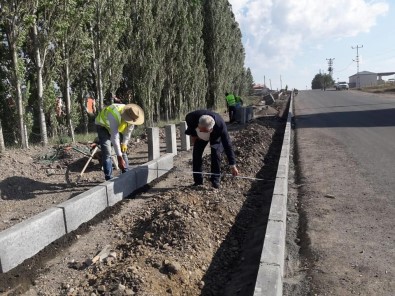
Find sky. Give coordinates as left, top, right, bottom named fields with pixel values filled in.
left=228, top=0, right=394, bottom=90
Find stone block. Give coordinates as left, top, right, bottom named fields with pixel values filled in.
left=254, top=263, right=282, bottom=296
left=165, top=124, right=177, bottom=155
left=148, top=127, right=160, bottom=160
left=260, top=220, right=285, bottom=270
left=57, top=186, right=108, bottom=233
left=157, top=153, right=174, bottom=177
left=268, top=194, right=287, bottom=222
left=275, top=163, right=288, bottom=179
left=135, top=160, right=158, bottom=188
left=0, top=208, right=66, bottom=273
left=179, top=121, right=190, bottom=151
left=104, top=169, right=137, bottom=206
left=263, top=93, right=275, bottom=105
left=273, top=177, right=288, bottom=196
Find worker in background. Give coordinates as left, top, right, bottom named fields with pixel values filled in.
left=234, top=95, right=244, bottom=123
left=225, top=92, right=236, bottom=123
left=95, top=103, right=144, bottom=180
left=185, top=110, right=239, bottom=189
left=235, top=95, right=243, bottom=107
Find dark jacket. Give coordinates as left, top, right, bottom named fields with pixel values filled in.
left=185, top=110, right=236, bottom=165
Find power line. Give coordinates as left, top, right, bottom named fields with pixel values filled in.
left=335, top=61, right=354, bottom=73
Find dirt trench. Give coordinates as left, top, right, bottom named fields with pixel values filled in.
left=0, top=98, right=289, bottom=296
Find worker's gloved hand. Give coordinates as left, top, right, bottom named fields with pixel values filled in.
left=121, top=143, right=128, bottom=153
left=230, top=165, right=239, bottom=176
left=117, top=155, right=126, bottom=172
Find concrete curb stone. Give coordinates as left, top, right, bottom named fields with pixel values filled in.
left=254, top=93, right=293, bottom=295
left=0, top=208, right=66, bottom=273
left=0, top=154, right=175, bottom=273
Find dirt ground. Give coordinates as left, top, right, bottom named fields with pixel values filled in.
left=0, top=133, right=157, bottom=232
left=0, top=99, right=288, bottom=295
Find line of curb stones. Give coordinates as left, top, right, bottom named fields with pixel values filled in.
left=254, top=92, right=293, bottom=296
left=0, top=153, right=174, bottom=273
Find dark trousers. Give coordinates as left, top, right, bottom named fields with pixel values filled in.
left=97, top=125, right=129, bottom=180
left=228, top=105, right=236, bottom=123
left=192, top=139, right=223, bottom=185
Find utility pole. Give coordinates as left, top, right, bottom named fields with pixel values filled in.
left=326, top=58, right=335, bottom=77
left=352, top=45, right=363, bottom=88
left=280, top=75, right=282, bottom=90
left=269, top=79, right=272, bottom=90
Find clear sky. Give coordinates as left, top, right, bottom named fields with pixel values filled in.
left=229, top=0, right=394, bottom=90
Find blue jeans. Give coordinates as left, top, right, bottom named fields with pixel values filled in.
left=192, top=139, right=223, bottom=186
left=97, top=125, right=129, bottom=180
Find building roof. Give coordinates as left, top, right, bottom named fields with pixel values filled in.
left=349, top=71, right=377, bottom=78
left=377, top=72, right=395, bottom=76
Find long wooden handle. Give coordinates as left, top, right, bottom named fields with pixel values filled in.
left=77, top=146, right=99, bottom=182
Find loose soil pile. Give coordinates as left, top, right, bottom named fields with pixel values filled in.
left=0, top=97, right=289, bottom=295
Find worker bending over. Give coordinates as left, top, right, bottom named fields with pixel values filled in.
left=95, top=103, right=144, bottom=180
left=185, top=110, right=239, bottom=188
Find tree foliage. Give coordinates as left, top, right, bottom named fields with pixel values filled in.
left=0, top=0, right=253, bottom=149
left=311, top=73, right=334, bottom=90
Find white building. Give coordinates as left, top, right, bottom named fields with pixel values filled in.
left=349, top=71, right=377, bottom=88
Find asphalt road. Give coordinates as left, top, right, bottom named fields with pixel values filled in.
left=293, top=89, right=395, bottom=295
left=296, top=89, right=395, bottom=194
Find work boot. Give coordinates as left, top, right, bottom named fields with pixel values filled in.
left=211, top=182, right=220, bottom=189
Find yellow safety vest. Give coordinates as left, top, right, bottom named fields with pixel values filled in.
left=95, top=104, right=128, bottom=133
left=226, top=93, right=236, bottom=106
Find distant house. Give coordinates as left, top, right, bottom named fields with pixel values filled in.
left=349, top=71, right=377, bottom=88
left=252, top=83, right=270, bottom=95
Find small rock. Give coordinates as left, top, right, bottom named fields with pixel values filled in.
left=173, top=210, right=182, bottom=217
left=198, top=281, right=205, bottom=289
left=166, top=261, right=182, bottom=274
left=97, top=285, right=106, bottom=292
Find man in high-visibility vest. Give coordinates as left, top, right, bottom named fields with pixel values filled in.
left=95, top=103, right=144, bottom=180
left=225, top=92, right=236, bottom=123
left=235, top=95, right=243, bottom=107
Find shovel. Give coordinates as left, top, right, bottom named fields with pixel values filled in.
left=76, top=145, right=99, bottom=183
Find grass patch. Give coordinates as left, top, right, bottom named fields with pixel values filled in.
left=359, top=84, right=395, bottom=94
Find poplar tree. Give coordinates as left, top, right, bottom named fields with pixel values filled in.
left=54, top=0, right=93, bottom=142
left=0, top=1, right=32, bottom=148
left=30, top=0, right=61, bottom=145
left=203, top=0, right=245, bottom=109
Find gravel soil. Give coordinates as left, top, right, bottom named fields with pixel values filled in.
left=0, top=98, right=289, bottom=295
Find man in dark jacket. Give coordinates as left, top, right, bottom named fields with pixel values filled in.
left=185, top=110, right=239, bottom=188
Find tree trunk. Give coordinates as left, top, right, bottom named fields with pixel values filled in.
left=10, top=42, right=28, bottom=148
left=93, top=40, right=104, bottom=110
left=96, top=54, right=104, bottom=110
left=63, top=43, right=75, bottom=142
left=33, top=23, right=48, bottom=146
left=79, top=90, right=88, bottom=134
left=92, top=7, right=104, bottom=110
left=0, top=120, right=5, bottom=152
